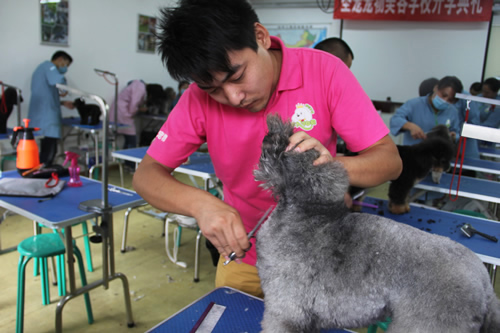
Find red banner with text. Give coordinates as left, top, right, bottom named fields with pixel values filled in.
left=333, top=0, right=493, bottom=22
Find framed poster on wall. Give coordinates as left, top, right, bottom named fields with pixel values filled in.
left=40, top=0, right=69, bottom=46
left=138, top=14, right=157, bottom=53
left=266, top=24, right=329, bottom=48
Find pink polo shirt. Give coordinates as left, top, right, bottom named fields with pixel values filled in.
left=147, top=37, right=388, bottom=266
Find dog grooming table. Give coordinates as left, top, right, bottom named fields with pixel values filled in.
left=147, top=286, right=356, bottom=333
left=452, top=157, right=500, bottom=176
left=361, top=197, right=500, bottom=283
left=413, top=172, right=500, bottom=204
left=479, top=146, right=500, bottom=160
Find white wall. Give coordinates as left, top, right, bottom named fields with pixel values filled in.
left=1, top=1, right=497, bottom=127
left=485, top=13, right=500, bottom=79
left=0, top=0, right=177, bottom=127
left=256, top=7, right=493, bottom=103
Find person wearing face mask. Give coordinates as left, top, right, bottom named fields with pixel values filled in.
left=390, top=76, right=461, bottom=146
left=28, top=50, right=75, bottom=166
left=171, top=80, right=190, bottom=109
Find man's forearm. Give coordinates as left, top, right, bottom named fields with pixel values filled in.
left=335, top=136, right=402, bottom=188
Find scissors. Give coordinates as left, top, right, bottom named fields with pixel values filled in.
left=45, top=172, right=59, bottom=188
left=223, top=206, right=273, bottom=265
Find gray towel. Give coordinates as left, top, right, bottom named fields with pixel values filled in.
left=0, top=178, right=66, bottom=197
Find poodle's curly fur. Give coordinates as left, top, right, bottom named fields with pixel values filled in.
left=254, top=115, right=500, bottom=333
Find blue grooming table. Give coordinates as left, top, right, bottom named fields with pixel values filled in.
left=113, top=147, right=216, bottom=186
left=452, top=157, right=500, bottom=175
left=0, top=170, right=144, bottom=228
left=0, top=170, right=144, bottom=332
left=112, top=147, right=221, bottom=257
left=479, top=146, right=500, bottom=159
left=147, top=286, right=356, bottom=333
left=413, top=172, right=500, bottom=204
left=361, top=197, right=500, bottom=267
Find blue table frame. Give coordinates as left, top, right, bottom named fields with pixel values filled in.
left=0, top=170, right=145, bottom=332
left=112, top=147, right=220, bottom=277
left=413, top=172, right=500, bottom=204
left=479, top=146, right=500, bottom=160
left=112, top=147, right=216, bottom=184
left=147, top=286, right=356, bottom=333
left=452, top=157, right=500, bottom=176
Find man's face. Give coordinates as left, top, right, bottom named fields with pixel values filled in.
left=482, top=84, right=497, bottom=99
left=434, top=86, right=457, bottom=104
left=196, top=25, right=278, bottom=113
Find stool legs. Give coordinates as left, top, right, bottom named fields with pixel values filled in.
left=16, top=245, right=93, bottom=333
left=81, top=222, right=93, bottom=272
left=16, top=255, right=30, bottom=333
left=73, top=245, right=94, bottom=324
left=39, top=257, right=50, bottom=305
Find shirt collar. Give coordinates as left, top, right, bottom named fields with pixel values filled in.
left=270, top=36, right=302, bottom=92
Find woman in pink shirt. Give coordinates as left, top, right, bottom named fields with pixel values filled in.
left=109, top=80, right=147, bottom=149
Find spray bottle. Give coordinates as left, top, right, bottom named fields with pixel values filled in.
left=63, top=151, right=83, bottom=187
left=11, top=118, right=40, bottom=174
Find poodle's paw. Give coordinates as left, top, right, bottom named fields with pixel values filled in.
left=388, top=202, right=410, bottom=215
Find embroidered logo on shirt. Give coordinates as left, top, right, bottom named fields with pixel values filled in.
left=156, top=130, right=168, bottom=142
left=292, top=103, right=317, bottom=131
left=445, top=119, right=451, bottom=128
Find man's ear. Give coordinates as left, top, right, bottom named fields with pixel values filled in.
left=255, top=23, right=271, bottom=49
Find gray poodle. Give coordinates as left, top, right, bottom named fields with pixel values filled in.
left=254, top=115, right=500, bottom=333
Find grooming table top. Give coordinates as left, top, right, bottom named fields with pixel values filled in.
left=147, top=286, right=356, bottom=333
left=362, top=197, right=500, bottom=266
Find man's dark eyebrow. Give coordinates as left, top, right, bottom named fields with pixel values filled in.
left=196, top=64, right=242, bottom=91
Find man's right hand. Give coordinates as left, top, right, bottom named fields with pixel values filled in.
left=133, top=154, right=250, bottom=261
left=194, top=200, right=250, bottom=261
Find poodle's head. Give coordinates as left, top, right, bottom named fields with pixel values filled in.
left=254, top=114, right=349, bottom=204
left=73, top=97, right=86, bottom=109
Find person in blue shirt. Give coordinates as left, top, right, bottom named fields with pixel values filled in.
left=390, top=76, right=461, bottom=146
left=28, top=51, right=74, bottom=166
left=477, top=77, right=500, bottom=129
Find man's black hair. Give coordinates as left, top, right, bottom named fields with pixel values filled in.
left=156, top=0, right=259, bottom=84
left=419, top=77, right=438, bottom=97
left=51, top=50, right=73, bottom=64
left=483, top=77, right=500, bottom=93
left=437, top=76, right=463, bottom=94
left=314, top=37, right=354, bottom=64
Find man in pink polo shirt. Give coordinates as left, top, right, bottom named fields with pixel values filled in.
left=133, top=0, right=402, bottom=298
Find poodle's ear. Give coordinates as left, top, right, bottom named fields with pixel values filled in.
left=254, top=115, right=293, bottom=196
left=261, top=114, right=294, bottom=156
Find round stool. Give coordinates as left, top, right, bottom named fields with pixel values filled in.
left=16, top=233, right=93, bottom=333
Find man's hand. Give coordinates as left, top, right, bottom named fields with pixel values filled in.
left=286, top=131, right=333, bottom=165
left=195, top=200, right=249, bottom=261
left=61, top=100, right=74, bottom=109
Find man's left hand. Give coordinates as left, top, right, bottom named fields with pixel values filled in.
left=286, top=131, right=333, bottom=165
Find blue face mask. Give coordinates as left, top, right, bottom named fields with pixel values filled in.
left=432, top=95, right=449, bottom=111
left=58, top=66, right=68, bottom=74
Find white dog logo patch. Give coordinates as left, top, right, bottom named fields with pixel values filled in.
left=292, top=103, right=317, bottom=131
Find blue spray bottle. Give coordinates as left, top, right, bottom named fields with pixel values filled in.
left=63, top=151, right=83, bottom=187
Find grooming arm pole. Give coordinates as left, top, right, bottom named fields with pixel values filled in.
left=56, top=83, right=112, bottom=288
left=94, top=69, right=119, bottom=148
